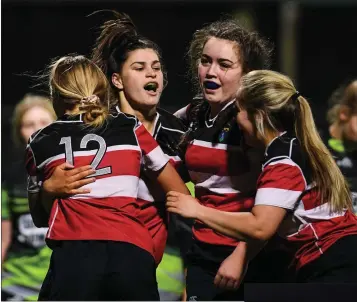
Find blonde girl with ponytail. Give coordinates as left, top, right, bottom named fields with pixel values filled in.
left=166, top=70, right=357, bottom=282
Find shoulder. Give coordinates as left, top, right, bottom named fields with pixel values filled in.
left=157, top=107, right=187, bottom=132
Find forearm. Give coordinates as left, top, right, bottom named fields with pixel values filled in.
left=156, top=163, right=190, bottom=195
left=196, top=206, right=265, bottom=241
left=1, top=221, right=12, bottom=263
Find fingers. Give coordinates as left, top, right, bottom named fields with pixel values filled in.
left=66, top=165, right=95, bottom=177
left=68, top=188, right=92, bottom=195
left=69, top=178, right=96, bottom=190
left=58, top=162, right=75, bottom=170
left=214, top=273, right=222, bottom=287
left=69, top=169, right=96, bottom=182
left=166, top=191, right=180, bottom=198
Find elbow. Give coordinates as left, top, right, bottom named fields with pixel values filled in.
left=249, top=228, right=273, bottom=242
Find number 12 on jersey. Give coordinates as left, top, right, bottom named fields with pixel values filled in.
left=60, top=134, right=112, bottom=177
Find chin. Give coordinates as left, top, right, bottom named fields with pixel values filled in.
left=203, top=93, right=222, bottom=103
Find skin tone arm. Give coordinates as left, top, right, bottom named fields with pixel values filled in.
left=28, top=163, right=96, bottom=227
left=166, top=191, right=287, bottom=242
left=1, top=220, right=12, bottom=263
left=148, top=162, right=191, bottom=196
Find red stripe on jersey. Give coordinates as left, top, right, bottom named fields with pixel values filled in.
left=193, top=191, right=254, bottom=246
left=186, top=144, right=230, bottom=176
left=44, top=150, right=141, bottom=180
left=258, top=162, right=306, bottom=192
left=135, top=124, right=159, bottom=155
left=47, top=196, right=154, bottom=256
left=289, top=210, right=357, bottom=270
left=137, top=199, right=168, bottom=265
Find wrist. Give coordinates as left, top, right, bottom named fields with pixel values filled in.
left=195, top=203, right=206, bottom=221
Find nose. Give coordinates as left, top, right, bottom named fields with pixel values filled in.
left=206, top=63, right=218, bottom=78
left=146, top=67, right=157, bottom=78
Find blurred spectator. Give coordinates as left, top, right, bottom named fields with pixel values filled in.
left=1, top=93, right=56, bottom=301
left=324, top=79, right=357, bottom=213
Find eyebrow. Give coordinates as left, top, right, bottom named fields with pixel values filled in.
left=130, top=60, right=161, bottom=66
left=201, top=54, right=234, bottom=64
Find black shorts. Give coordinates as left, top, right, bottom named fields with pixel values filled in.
left=297, top=234, right=357, bottom=283
left=186, top=260, right=244, bottom=301
left=39, top=240, right=159, bottom=301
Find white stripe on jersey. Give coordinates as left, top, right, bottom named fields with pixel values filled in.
left=193, top=139, right=240, bottom=151
left=37, top=145, right=141, bottom=169
left=295, top=202, right=346, bottom=220
left=191, top=172, right=240, bottom=194
left=137, top=178, right=155, bottom=202
left=255, top=187, right=302, bottom=209
left=143, top=145, right=169, bottom=172
left=71, top=175, right=139, bottom=199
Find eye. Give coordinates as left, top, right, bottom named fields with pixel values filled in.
left=219, top=62, right=231, bottom=69
left=134, top=67, right=144, bottom=71
left=153, top=65, right=162, bottom=71
left=200, top=57, right=210, bottom=66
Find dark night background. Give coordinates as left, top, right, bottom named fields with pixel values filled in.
left=2, top=0, right=357, bottom=161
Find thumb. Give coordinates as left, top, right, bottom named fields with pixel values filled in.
left=59, top=162, right=75, bottom=170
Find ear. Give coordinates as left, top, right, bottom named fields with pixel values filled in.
left=112, top=73, right=124, bottom=90
left=339, top=105, right=351, bottom=122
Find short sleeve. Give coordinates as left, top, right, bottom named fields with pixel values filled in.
left=255, top=159, right=306, bottom=209
left=135, top=123, right=169, bottom=172
left=25, top=145, right=41, bottom=193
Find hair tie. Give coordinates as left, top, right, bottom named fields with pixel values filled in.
left=291, top=91, right=301, bottom=102
left=80, top=95, right=100, bottom=106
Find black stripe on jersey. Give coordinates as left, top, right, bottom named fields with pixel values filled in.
left=154, top=107, right=187, bottom=157
left=189, top=100, right=242, bottom=146
left=28, top=113, right=139, bottom=168
left=263, top=133, right=312, bottom=185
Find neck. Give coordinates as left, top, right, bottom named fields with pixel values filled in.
left=329, top=122, right=343, bottom=140
left=135, top=108, right=158, bottom=133
left=208, top=99, right=234, bottom=118
left=118, top=91, right=157, bottom=133
left=263, top=129, right=281, bottom=147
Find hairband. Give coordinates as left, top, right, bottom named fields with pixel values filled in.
left=80, top=95, right=100, bottom=105
left=291, top=91, right=301, bottom=102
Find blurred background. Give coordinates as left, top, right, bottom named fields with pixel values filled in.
left=2, top=0, right=357, bottom=159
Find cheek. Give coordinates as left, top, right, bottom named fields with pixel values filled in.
left=198, top=65, right=207, bottom=82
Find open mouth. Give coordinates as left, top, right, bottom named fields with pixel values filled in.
left=144, top=82, right=159, bottom=92
left=203, top=81, right=221, bottom=90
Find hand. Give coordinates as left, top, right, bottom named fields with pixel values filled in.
left=166, top=191, right=200, bottom=219
left=214, top=249, right=248, bottom=290
left=43, top=162, right=96, bottom=198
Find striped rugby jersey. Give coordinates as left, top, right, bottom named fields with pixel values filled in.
left=176, top=101, right=264, bottom=261
left=25, top=109, right=169, bottom=257
left=257, top=132, right=357, bottom=270
left=136, top=107, right=190, bottom=264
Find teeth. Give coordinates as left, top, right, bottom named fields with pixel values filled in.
left=204, top=81, right=220, bottom=90
left=144, top=83, right=158, bottom=92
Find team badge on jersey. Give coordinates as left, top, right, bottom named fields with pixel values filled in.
left=218, top=127, right=230, bottom=143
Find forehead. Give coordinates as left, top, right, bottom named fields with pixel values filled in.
left=203, top=37, right=239, bottom=61
left=22, top=106, right=52, bottom=122
left=126, top=48, right=160, bottom=63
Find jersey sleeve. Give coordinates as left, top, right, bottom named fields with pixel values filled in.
left=25, top=144, right=42, bottom=194
left=135, top=122, right=169, bottom=172
left=255, top=158, right=306, bottom=210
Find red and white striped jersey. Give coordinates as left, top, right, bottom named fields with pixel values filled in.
left=176, top=101, right=263, bottom=261
left=136, top=108, right=189, bottom=264
left=255, top=132, right=357, bottom=270
left=25, top=109, right=169, bottom=257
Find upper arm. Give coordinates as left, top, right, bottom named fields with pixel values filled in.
left=135, top=123, right=169, bottom=172
left=252, top=160, right=306, bottom=239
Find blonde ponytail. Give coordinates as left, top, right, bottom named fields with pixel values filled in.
left=239, top=70, right=352, bottom=212
left=49, top=55, right=109, bottom=127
